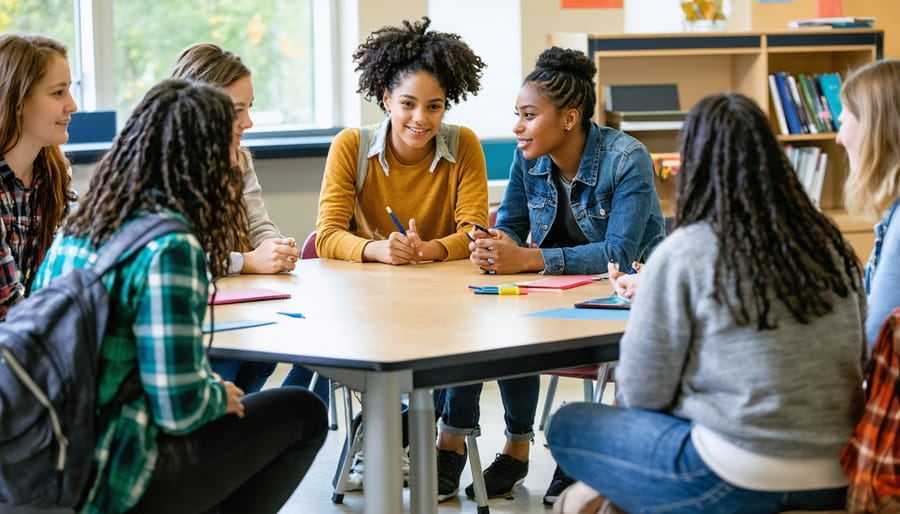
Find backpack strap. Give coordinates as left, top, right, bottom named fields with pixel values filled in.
left=91, top=215, right=191, bottom=277
left=356, top=125, right=376, bottom=193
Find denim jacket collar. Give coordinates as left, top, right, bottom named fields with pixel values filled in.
left=368, top=117, right=457, bottom=176
left=526, top=123, right=602, bottom=187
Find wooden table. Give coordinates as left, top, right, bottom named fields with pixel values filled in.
left=207, top=259, right=625, bottom=514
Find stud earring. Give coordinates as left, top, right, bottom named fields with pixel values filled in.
left=564, top=125, right=571, bottom=132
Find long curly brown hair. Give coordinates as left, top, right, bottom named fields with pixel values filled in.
left=676, top=92, right=861, bottom=329
left=64, top=79, right=248, bottom=277
left=353, top=16, right=485, bottom=112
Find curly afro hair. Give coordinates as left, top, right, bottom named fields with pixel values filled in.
left=353, top=16, right=485, bottom=112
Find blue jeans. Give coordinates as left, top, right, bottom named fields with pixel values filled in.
left=210, top=358, right=277, bottom=394
left=546, top=403, right=847, bottom=513
left=433, top=375, right=539, bottom=440
left=281, top=364, right=331, bottom=405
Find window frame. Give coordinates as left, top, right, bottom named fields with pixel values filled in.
left=65, top=0, right=339, bottom=161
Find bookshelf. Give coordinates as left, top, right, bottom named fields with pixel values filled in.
left=548, top=29, right=883, bottom=260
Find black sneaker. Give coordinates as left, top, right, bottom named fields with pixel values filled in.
left=464, top=453, right=528, bottom=498
left=437, top=446, right=467, bottom=502
left=542, top=464, right=576, bottom=505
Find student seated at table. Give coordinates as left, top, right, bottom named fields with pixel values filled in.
left=0, top=33, right=78, bottom=320
left=444, top=46, right=666, bottom=504
left=285, top=17, right=489, bottom=491
left=32, top=79, right=327, bottom=514
left=835, top=58, right=900, bottom=348
left=546, top=92, right=867, bottom=514
left=169, top=43, right=300, bottom=395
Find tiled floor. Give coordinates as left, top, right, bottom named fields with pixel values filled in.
left=269, top=364, right=612, bottom=514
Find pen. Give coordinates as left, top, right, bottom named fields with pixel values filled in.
left=470, top=284, right=526, bottom=295
left=609, top=257, right=639, bottom=275
left=385, top=206, right=407, bottom=235
left=473, top=223, right=491, bottom=235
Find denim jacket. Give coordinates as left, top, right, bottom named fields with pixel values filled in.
left=494, top=122, right=666, bottom=275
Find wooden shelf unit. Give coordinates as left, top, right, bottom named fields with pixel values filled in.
left=549, top=29, right=883, bottom=259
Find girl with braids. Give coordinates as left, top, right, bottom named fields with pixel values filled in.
left=546, top=92, right=866, bottom=514
left=0, top=33, right=77, bottom=320
left=448, top=46, right=665, bottom=504
left=315, top=16, right=489, bottom=264
left=170, top=42, right=298, bottom=395
left=837, top=59, right=900, bottom=347
left=32, top=79, right=327, bottom=514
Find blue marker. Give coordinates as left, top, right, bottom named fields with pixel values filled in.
left=385, top=206, right=407, bottom=235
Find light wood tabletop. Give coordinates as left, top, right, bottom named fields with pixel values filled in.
left=206, top=258, right=625, bottom=514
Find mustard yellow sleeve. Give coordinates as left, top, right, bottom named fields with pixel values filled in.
left=315, top=128, right=372, bottom=261
left=436, top=126, right=489, bottom=260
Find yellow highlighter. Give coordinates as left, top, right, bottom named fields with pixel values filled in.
left=471, top=284, right=527, bottom=295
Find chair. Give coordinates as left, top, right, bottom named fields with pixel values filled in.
left=300, top=230, right=318, bottom=259
left=538, top=362, right=616, bottom=431
left=298, top=231, right=341, bottom=430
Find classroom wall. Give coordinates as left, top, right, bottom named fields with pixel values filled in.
left=73, top=0, right=896, bottom=243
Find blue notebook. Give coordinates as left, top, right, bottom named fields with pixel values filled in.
left=202, top=319, right=277, bottom=333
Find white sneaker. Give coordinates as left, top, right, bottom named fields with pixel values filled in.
left=343, top=447, right=411, bottom=491
left=344, top=451, right=365, bottom=491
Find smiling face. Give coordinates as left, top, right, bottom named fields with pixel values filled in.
left=20, top=53, right=77, bottom=149
left=513, top=82, right=568, bottom=161
left=382, top=70, right=446, bottom=164
left=223, top=75, right=254, bottom=164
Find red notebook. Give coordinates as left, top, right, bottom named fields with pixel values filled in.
left=516, top=275, right=595, bottom=291
left=209, top=288, right=291, bottom=305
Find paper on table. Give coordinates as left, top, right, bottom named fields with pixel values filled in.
left=202, top=319, right=277, bottom=333
left=517, top=275, right=596, bottom=291
left=209, top=288, right=291, bottom=305
left=526, top=308, right=630, bottom=321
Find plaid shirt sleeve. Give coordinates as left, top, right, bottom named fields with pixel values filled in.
left=134, top=235, right=227, bottom=434
left=0, top=227, right=23, bottom=321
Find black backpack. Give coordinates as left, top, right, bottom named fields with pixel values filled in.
left=0, top=214, right=189, bottom=512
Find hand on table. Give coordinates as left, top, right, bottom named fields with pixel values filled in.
left=608, top=261, right=642, bottom=301
left=468, top=228, right=531, bottom=275
left=242, top=237, right=299, bottom=274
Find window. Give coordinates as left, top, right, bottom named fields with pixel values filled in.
left=2, top=0, right=335, bottom=134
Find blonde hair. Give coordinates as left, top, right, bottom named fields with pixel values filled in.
left=170, top=43, right=250, bottom=89
left=841, top=59, right=900, bottom=219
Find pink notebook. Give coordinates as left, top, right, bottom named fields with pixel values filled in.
left=209, top=288, right=291, bottom=305
left=517, top=275, right=595, bottom=291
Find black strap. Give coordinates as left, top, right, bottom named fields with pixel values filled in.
left=91, top=214, right=190, bottom=277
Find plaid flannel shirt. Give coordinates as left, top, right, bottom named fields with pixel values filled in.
left=32, top=213, right=228, bottom=514
left=0, top=158, right=42, bottom=320
left=841, top=307, right=900, bottom=513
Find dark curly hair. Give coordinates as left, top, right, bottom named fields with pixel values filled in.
left=353, top=16, right=485, bottom=112
left=523, top=46, right=597, bottom=130
left=676, top=92, right=861, bottom=329
left=64, top=79, right=249, bottom=278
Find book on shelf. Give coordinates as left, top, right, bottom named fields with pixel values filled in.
left=788, top=16, right=875, bottom=28
left=769, top=71, right=842, bottom=135
left=818, top=73, right=843, bottom=130
left=784, top=145, right=827, bottom=207
left=605, top=110, right=685, bottom=132
left=650, top=152, right=681, bottom=179
left=604, top=83, right=681, bottom=113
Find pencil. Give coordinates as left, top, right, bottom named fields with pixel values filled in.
left=385, top=206, right=407, bottom=235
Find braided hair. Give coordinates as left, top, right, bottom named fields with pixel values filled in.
left=65, top=79, right=249, bottom=278
left=353, top=16, right=485, bottom=112
left=676, top=92, right=861, bottom=329
left=523, top=46, right=597, bottom=130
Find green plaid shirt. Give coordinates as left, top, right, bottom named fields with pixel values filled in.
left=32, top=213, right=227, bottom=513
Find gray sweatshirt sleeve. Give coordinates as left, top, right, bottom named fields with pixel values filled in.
left=238, top=148, right=282, bottom=247
left=615, top=234, right=697, bottom=410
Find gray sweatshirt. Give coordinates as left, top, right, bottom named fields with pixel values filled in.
left=227, top=148, right=282, bottom=274
left=616, top=222, right=867, bottom=457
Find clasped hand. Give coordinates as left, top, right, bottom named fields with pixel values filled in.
left=468, top=227, right=519, bottom=274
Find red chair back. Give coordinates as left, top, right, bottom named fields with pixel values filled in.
left=300, top=231, right=318, bottom=259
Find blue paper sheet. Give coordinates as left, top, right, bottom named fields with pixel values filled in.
left=526, top=308, right=630, bottom=321
left=202, top=319, right=277, bottom=333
